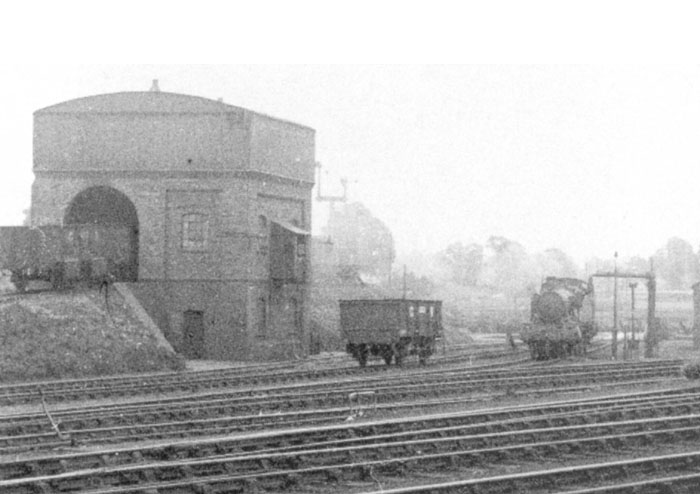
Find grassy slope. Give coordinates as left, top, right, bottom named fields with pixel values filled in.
left=0, top=287, right=183, bottom=383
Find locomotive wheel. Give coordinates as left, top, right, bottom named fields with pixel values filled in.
left=418, top=344, right=431, bottom=365
left=382, top=348, right=393, bottom=365
left=532, top=342, right=539, bottom=360
left=49, top=269, right=64, bottom=290
left=394, top=345, right=407, bottom=367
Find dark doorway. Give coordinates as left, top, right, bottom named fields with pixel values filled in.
left=183, top=310, right=205, bottom=359
left=64, top=186, right=139, bottom=281
left=291, top=298, right=303, bottom=336
left=257, top=297, right=267, bottom=338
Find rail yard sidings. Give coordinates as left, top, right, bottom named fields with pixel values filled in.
left=0, top=344, right=696, bottom=493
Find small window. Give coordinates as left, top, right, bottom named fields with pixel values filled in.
left=429, top=305, right=435, bottom=318
left=419, top=305, right=427, bottom=314
left=408, top=306, right=415, bottom=318
left=297, top=237, right=307, bottom=258
left=182, top=213, right=209, bottom=251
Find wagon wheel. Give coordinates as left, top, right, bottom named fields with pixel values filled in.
left=13, top=277, right=27, bottom=293
left=49, top=267, right=64, bottom=290
left=418, top=347, right=430, bottom=365
left=382, top=350, right=393, bottom=366
left=394, top=345, right=407, bottom=367
left=418, top=340, right=433, bottom=365
left=358, top=347, right=368, bottom=367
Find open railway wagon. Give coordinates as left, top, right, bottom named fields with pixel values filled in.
left=340, top=299, right=443, bottom=367
left=521, top=277, right=597, bottom=360
left=0, top=225, right=131, bottom=291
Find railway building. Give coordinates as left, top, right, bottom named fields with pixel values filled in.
left=30, top=82, right=315, bottom=360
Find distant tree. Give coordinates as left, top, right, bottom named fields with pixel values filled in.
left=487, top=235, right=520, bottom=255
left=624, top=256, right=650, bottom=274
left=483, top=236, right=535, bottom=296
left=652, top=237, right=699, bottom=289
left=437, top=242, right=483, bottom=286
left=537, top=248, right=579, bottom=278
left=585, top=257, right=614, bottom=275
left=395, top=270, right=435, bottom=299
left=325, top=202, right=396, bottom=281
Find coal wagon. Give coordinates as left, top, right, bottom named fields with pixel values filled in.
left=0, top=224, right=133, bottom=291
left=340, top=299, right=443, bottom=367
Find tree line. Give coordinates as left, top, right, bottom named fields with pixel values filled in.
left=426, top=236, right=700, bottom=296
left=320, top=202, right=700, bottom=296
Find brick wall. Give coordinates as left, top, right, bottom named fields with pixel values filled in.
left=30, top=91, right=315, bottom=361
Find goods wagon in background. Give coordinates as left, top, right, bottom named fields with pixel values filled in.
left=340, top=299, right=443, bottom=367
left=0, top=224, right=134, bottom=291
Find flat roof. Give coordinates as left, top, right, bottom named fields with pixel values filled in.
left=35, top=91, right=315, bottom=132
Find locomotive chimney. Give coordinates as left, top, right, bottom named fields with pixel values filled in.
left=150, top=79, right=161, bottom=92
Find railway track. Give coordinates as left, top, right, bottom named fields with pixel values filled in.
left=362, top=452, right=700, bottom=493
left=1, top=361, right=677, bottom=406
left=0, top=357, right=629, bottom=440
left=2, top=385, right=700, bottom=493
left=0, top=347, right=529, bottom=406
left=1, top=385, right=697, bottom=475
left=0, top=355, right=537, bottom=430
left=0, top=361, right=682, bottom=452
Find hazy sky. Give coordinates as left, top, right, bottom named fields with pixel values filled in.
left=1, top=64, right=699, bottom=263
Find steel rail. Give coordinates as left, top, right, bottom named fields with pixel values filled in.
left=3, top=417, right=700, bottom=493
left=0, top=350, right=666, bottom=403
left=3, top=385, right=700, bottom=479
left=0, top=366, right=683, bottom=451
left=0, top=372, right=684, bottom=455
left=0, top=360, right=680, bottom=430
left=0, top=350, right=534, bottom=406
left=360, top=451, right=700, bottom=494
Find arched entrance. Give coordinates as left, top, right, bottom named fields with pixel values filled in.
left=64, top=186, right=139, bottom=281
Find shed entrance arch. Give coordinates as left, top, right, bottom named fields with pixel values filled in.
left=64, top=186, right=139, bottom=281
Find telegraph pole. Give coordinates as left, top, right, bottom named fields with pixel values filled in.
left=315, top=162, right=349, bottom=216
left=402, top=265, right=407, bottom=299
left=590, top=269, right=656, bottom=360
left=645, top=273, right=656, bottom=358
left=629, top=281, right=638, bottom=356
left=612, top=252, right=618, bottom=359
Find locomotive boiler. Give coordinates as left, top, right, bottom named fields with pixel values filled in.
left=522, top=277, right=596, bottom=360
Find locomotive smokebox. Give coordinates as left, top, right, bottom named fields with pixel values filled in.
left=524, top=277, right=595, bottom=360
left=535, top=290, right=569, bottom=323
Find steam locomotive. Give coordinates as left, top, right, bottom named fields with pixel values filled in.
left=521, top=277, right=596, bottom=360
left=0, top=224, right=135, bottom=291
